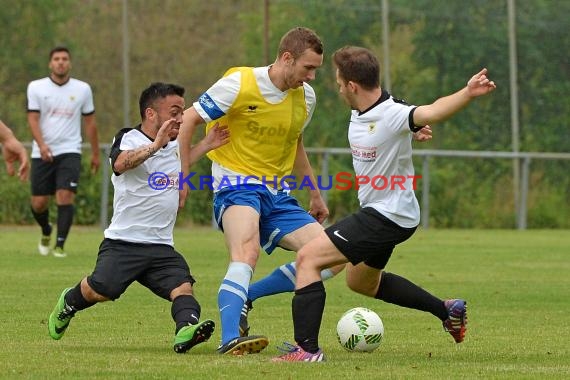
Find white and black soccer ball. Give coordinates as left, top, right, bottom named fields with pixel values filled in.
left=336, top=307, right=384, bottom=352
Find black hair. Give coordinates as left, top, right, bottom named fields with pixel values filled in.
left=49, top=46, right=71, bottom=60
left=138, top=82, right=185, bottom=120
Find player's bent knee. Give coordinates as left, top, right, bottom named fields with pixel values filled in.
left=346, top=278, right=377, bottom=297
left=86, top=279, right=124, bottom=301
left=295, top=248, right=321, bottom=274
left=295, top=248, right=310, bottom=267
left=170, top=282, right=194, bottom=300
left=83, top=285, right=110, bottom=302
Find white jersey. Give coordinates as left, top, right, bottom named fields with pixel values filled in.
left=193, top=66, right=316, bottom=191
left=348, top=91, right=421, bottom=228
left=27, top=77, right=95, bottom=158
left=104, top=127, right=180, bottom=246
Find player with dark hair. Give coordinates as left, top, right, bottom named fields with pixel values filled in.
left=28, top=46, right=99, bottom=257
left=47, top=82, right=229, bottom=353
left=274, top=46, right=496, bottom=362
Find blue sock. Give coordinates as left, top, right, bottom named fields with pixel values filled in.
left=248, top=262, right=336, bottom=302
left=248, top=262, right=296, bottom=302
left=218, top=262, right=252, bottom=345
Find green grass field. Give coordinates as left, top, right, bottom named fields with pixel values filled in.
left=1, top=226, right=568, bottom=379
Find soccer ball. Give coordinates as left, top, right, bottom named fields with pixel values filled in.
left=336, top=307, right=384, bottom=352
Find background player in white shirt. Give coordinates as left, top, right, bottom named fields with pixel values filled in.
left=47, top=82, right=228, bottom=353
left=274, top=46, right=496, bottom=362
left=27, top=46, right=100, bottom=257
left=0, top=119, right=29, bottom=181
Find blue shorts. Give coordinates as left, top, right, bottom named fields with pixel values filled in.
left=213, top=185, right=316, bottom=254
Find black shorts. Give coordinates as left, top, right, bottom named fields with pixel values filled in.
left=324, top=207, right=417, bottom=270
left=31, top=153, right=81, bottom=195
left=87, top=239, right=195, bottom=301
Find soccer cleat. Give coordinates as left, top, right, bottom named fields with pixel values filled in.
left=216, top=335, right=269, bottom=355
left=272, top=342, right=325, bottom=362
left=53, top=247, right=67, bottom=258
left=38, top=235, right=51, bottom=256
left=48, top=288, right=76, bottom=340
left=173, top=319, right=215, bottom=353
left=443, top=299, right=468, bottom=343
left=239, top=300, right=253, bottom=337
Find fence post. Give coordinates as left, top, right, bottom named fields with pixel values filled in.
left=99, top=145, right=111, bottom=230
left=518, top=156, right=530, bottom=230
left=321, top=150, right=330, bottom=205
left=421, top=155, right=430, bottom=229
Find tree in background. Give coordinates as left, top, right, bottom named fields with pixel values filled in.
left=0, top=0, right=567, bottom=227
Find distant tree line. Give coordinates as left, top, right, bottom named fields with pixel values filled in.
left=1, top=0, right=568, bottom=228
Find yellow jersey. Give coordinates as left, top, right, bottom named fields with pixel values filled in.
left=206, top=67, right=308, bottom=183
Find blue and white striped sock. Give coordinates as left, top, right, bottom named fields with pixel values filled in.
left=218, top=261, right=252, bottom=345
left=248, top=262, right=335, bottom=302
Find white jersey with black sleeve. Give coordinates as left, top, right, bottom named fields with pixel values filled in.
left=104, top=126, right=180, bottom=246
left=27, top=77, right=95, bottom=158
left=348, top=91, right=422, bottom=228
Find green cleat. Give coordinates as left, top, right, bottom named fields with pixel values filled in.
left=53, top=247, right=67, bottom=258
left=173, top=319, right=215, bottom=353
left=48, top=288, right=76, bottom=340
left=38, top=235, right=51, bottom=256
left=38, top=225, right=52, bottom=256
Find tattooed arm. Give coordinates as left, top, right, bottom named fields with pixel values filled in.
left=112, top=118, right=179, bottom=175
left=112, top=142, right=161, bottom=175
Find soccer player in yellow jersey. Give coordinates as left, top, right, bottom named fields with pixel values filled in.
left=178, top=27, right=333, bottom=355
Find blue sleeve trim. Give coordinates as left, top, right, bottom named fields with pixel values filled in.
left=198, top=93, right=225, bottom=120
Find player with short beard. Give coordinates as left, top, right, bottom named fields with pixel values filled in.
left=28, top=46, right=99, bottom=258
left=47, top=82, right=228, bottom=353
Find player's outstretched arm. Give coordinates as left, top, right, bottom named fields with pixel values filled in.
left=413, top=68, right=496, bottom=126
